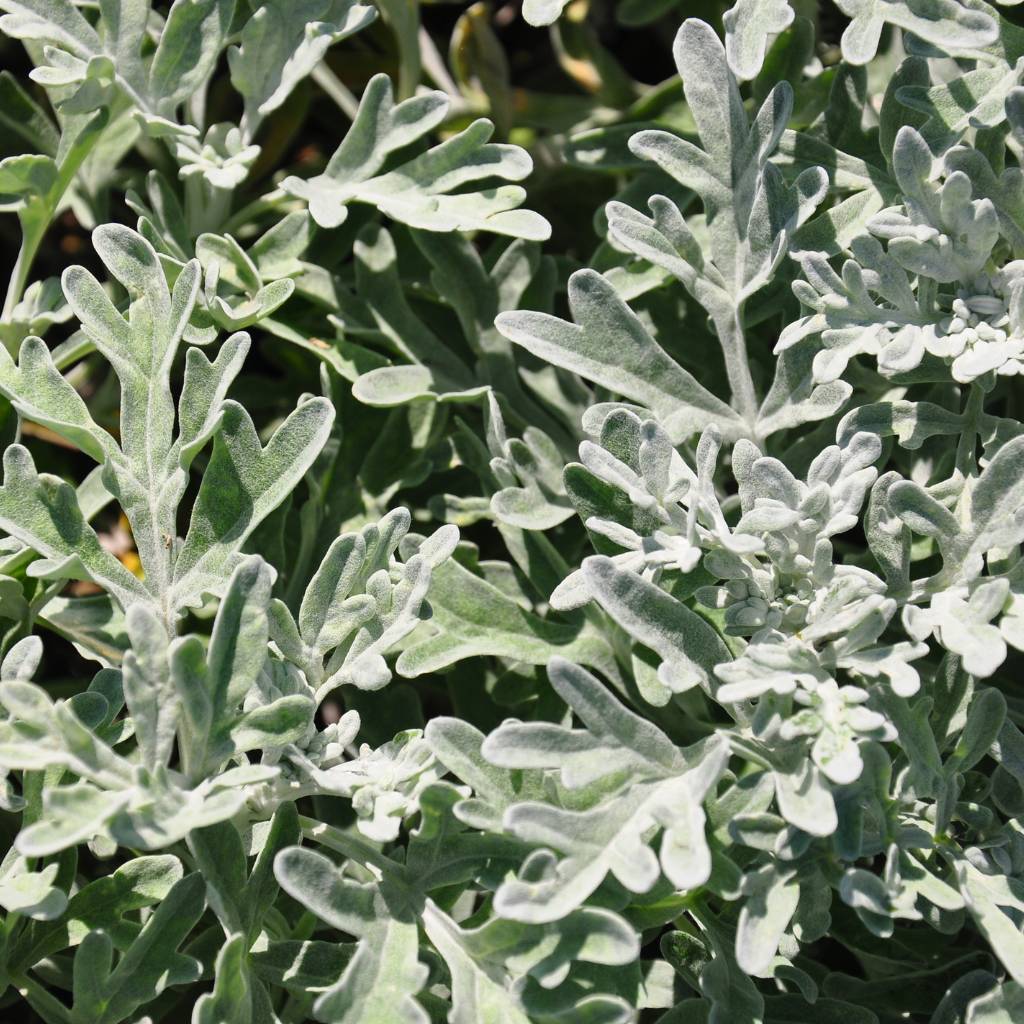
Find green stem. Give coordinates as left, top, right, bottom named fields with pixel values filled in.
left=715, top=309, right=759, bottom=434
left=917, top=276, right=937, bottom=318
left=220, top=188, right=287, bottom=236
left=299, top=816, right=398, bottom=875
left=185, top=176, right=233, bottom=237
left=310, top=64, right=359, bottom=120
left=9, top=973, right=73, bottom=1024
left=954, top=382, right=985, bottom=479
left=2, top=110, right=107, bottom=325
left=1, top=228, right=42, bottom=324
left=418, top=26, right=460, bottom=100
left=51, top=331, right=95, bottom=372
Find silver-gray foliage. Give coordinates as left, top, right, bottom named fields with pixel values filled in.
left=0, top=1, right=1023, bottom=1022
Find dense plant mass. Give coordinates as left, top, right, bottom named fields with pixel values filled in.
left=1, top=0, right=1024, bottom=1020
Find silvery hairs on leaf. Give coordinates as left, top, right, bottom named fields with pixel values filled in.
left=0, top=0, right=233, bottom=125
left=0, top=225, right=334, bottom=625
left=269, top=508, right=460, bottom=698
left=833, top=0, right=998, bottom=65
left=228, top=0, right=377, bottom=139
left=723, top=0, right=793, bottom=80
left=0, top=556, right=304, bottom=855
left=2, top=4, right=1024, bottom=1022
left=280, top=73, right=551, bottom=240
left=503, top=19, right=844, bottom=444
left=604, top=19, right=829, bottom=429
left=483, top=659, right=730, bottom=922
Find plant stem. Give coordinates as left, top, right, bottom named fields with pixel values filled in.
left=186, top=176, right=233, bottom=237
left=917, top=276, right=937, bottom=317
left=715, top=309, right=759, bottom=433
left=220, top=188, right=287, bottom=236
left=10, top=973, right=73, bottom=1024
left=310, top=64, right=360, bottom=120
left=954, top=382, right=985, bottom=479
left=418, top=26, right=461, bottom=100
left=1, top=229, right=42, bottom=324
left=2, top=111, right=107, bottom=326
left=299, top=816, right=397, bottom=875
